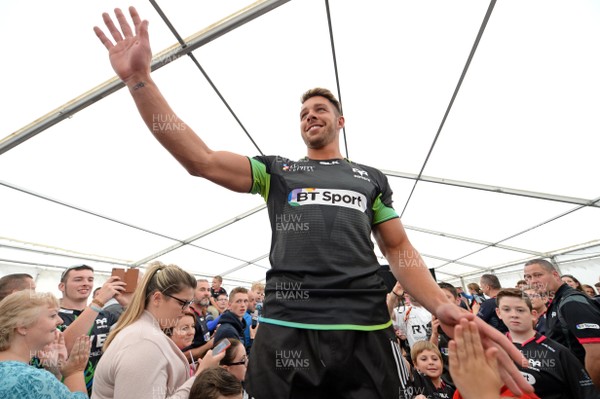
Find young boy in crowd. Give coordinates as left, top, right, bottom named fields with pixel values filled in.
left=403, top=340, right=455, bottom=399
left=495, top=288, right=600, bottom=399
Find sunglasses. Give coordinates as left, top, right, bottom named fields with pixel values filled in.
left=225, top=356, right=248, bottom=367
left=163, top=293, right=194, bottom=310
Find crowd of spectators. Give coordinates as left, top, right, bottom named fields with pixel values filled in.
left=1, top=259, right=599, bottom=398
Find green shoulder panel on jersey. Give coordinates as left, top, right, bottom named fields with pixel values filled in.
left=372, top=193, right=399, bottom=225
left=249, top=157, right=271, bottom=201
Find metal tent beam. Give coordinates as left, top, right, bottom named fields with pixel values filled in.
left=422, top=253, right=487, bottom=272
left=442, top=240, right=600, bottom=281
left=0, top=0, right=290, bottom=155
left=220, top=253, right=270, bottom=277
left=0, top=243, right=131, bottom=267
left=132, top=204, right=267, bottom=267
left=382, top=169, right=600, bottom=208
left=404, top=225, right=544, bottom=257
left=0, top=179, right=269, bottom=268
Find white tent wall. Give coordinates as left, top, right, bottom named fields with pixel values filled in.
left=0, top=265, right=250, bottom=299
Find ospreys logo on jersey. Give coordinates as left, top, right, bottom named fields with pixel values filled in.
left=352, top=167, right=371, bottom=182
left=288, top=188, right=367, bottom=212
left=282, top=163, right=315, bottom=172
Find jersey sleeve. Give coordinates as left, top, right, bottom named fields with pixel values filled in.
left=370, top=168, right=399, bottom=225
left=249, top=156, right=271, bottom=201
left=561, top=296, right=600, bottom=344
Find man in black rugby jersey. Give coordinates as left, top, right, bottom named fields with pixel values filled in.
left=524, top=259, right=600, bottom=388
left=94, top=7, right=533, bottom=398
left=496, top=288, right=600, bottom=399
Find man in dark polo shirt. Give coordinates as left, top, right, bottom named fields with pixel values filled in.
left=477, top=273, right=508, bottom=333
left=524, top=258, right=600, bottom=389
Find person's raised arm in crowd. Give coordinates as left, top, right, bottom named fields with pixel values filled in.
left=373, top=220, right=531, bottom=395
left=386, top=281, right=404, bottom=319
left=94, top=7, right=251, bottom=193
left=58, top=267, right=125, bottom=353
left=449, top=319, right=503, bottom=399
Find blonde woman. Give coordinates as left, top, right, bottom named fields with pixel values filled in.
left=0, top=290, right=90, bottom=399
left=92, top=262, right=224, bottom=399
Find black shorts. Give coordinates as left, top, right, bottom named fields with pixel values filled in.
left=245, top=323, right=406, bottom=399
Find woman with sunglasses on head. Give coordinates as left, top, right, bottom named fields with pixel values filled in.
left=92, top=262, right=224, bottom=399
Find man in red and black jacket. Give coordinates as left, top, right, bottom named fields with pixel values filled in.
left=524, top=259, right=600, bottom=389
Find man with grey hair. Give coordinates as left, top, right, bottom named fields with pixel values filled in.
left=524, top=258, right=600, bottom=389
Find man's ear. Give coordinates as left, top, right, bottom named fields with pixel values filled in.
left=337, top=115, right=345, bottom=129
left=58, top=282, right=65, bottom=294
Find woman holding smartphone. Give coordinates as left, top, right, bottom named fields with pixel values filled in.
left=92, top=262, right=224, bottom=399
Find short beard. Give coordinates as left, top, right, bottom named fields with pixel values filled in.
left=199, top=298, right=210, bottom=307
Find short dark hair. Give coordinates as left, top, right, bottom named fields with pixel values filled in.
left=497, top=288, right=533, bottom=311
left=524, top=258, right=556, bottom=272
left=60, top=264, right=94, bottom=283
left=0, top=274, right=34, bottom=302
left=301, top=88, right=342, bottom=115
left=438, top=282, right=458, bottom=299
left=189, top=367, right=243, bottom=399
left=480, top=274, right=501, bottom=290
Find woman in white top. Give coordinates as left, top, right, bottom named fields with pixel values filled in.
left=92, top=262, right=223, bottom=399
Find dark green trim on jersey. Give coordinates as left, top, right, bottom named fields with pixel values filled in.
left=259, top=316, right=393, bottom=331
left=372, top=193, right=399, bottom=225
left=249, top=157, right=270, bottom=201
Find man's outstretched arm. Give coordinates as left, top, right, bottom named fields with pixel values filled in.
left=94, top=7, right=252, bottom=193
left=373, top=217, right=533, bottom=395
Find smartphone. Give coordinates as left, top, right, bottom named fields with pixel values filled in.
left=111, top=268, right=140, bottom=293
left=212, top=338, right=231, bottom=355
